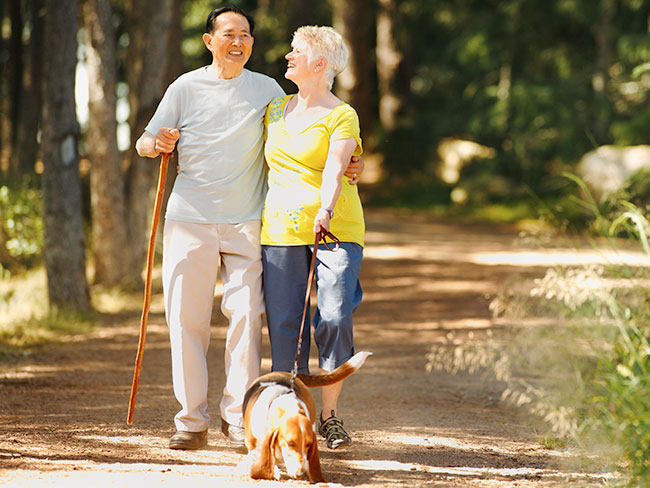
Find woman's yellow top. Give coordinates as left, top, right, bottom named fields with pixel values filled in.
left=261, top=94, right=364, bottom=246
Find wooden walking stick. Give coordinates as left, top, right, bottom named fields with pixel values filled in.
left=127, top=152, right=170, bottom=424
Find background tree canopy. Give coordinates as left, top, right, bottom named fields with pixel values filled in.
left=1, top=0, right=650, bottom=307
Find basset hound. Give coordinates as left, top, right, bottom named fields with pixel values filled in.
left=242, top=351, right=371, bottom=483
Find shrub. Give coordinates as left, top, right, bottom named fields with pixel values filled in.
left=0, top=180, right=44, bottom=275
left=427, top=177, right=650, bottom=485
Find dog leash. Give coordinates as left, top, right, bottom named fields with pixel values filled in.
left=127, top=151, right=170, bottom=425
left=290, top=229, right=340, bottom=390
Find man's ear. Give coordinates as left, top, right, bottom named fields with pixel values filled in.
left=202, top=32, right=212, bottom=51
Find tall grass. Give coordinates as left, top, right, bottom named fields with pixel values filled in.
left=0, top=269, right=98, bottom=355
left=0, top=179, right=142, bottom=356
left=427, top=177, right=650, bottom=485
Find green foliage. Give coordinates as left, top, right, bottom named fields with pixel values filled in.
left=427, top=181, right=650, bottom=485
left=365, top=172, right=451, bottom=209
left=553, top=168, right=650, bottom=239
left=0, top=268, right=96, bottom=358
left=95, top=0, right=650, bottom=222
left=579, top=206, right=650, bottom=484
left=538, top=434, right=568, bottom=450
left=365, top=169, right=562, bottom=225
left=0, top=179, right=44, bottom=275
left=604, top=168, right=650, bottom=222
left=528, top=183, right=650, bottom=484
left=538, top=169, right=650, bottom=238
left=0, top=309, right=97, bottom=350
left=245, top=0, right=332, bottom=94
left=180, top=0, right=216, bottom=68
left=596, top=314, right=650, bottom=484
left=377, top=0, right=650, bottom=209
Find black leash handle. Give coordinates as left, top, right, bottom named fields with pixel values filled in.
left=289, top=230, right=340, bottom=388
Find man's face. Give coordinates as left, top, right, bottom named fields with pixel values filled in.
left=203, top=12, right=254, bottom=72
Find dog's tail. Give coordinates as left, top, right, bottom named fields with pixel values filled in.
left=297, top=351, right=372, bottom=387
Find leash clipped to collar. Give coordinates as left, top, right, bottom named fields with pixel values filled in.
left=289, top=229, right=340, bottom=390
left=127, top=152, right=170, bottom=425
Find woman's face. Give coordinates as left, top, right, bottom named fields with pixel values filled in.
left=285, top=39, right=319, bottom=82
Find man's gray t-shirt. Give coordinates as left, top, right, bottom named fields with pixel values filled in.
left=146, top=67, right=284, bottom=224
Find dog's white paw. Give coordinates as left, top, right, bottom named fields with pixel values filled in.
left=273, top=465, right=281, bottom=480
left=237, top=451, right=257, bottom=475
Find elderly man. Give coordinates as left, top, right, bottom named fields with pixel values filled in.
left=135, top=5, right=362, bottom=450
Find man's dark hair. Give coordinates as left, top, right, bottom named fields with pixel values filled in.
left=206, top=6, right=255, bottom=35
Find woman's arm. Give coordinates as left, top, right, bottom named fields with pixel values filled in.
left=315, top=137, right=359, bottom=233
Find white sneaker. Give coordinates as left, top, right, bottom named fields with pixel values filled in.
left=221, top=418, right=245, bottom=448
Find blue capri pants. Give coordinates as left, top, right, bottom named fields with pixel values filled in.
left=262, top=242, right=363, bottom=374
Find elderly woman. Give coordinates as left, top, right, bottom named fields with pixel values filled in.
left=260, top=26, right=364, bottom=450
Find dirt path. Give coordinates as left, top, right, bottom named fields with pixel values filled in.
left=0, top=209, right=613, bottom=487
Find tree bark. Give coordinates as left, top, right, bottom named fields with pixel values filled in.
left=332, top=0, right=373, bottom=146
left=376, top=0, right=402, bottom=132
left=7, top=0, right=23, bottom=171
left=123, top=0, right=175, bottom=283
left=0, top=2, right=4, bottom=170
left=83, top=0, right=130, bottom=287
left=16, top=0, right=45, bottom=175
left=41, top=0, right=91, bottom=311
left=592, top=0, right=613, bottom=144
left=160, top=0, right=183, bottom=226
left=167, top=0, right=184, bottom=85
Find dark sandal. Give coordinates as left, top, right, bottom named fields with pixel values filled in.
left=319, top=410, right=351, bottom=449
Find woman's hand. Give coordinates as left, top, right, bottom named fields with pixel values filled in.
left=314, top=207, right=332, bottom=234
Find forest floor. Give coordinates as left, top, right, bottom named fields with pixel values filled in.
left=0, top=208, right=620, bottom=487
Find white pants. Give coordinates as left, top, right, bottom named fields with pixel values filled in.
left=162, top=219, right=264, bottom=432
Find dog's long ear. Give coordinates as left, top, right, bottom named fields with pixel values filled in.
left=250, top=429, right=279, bottom=480
left=307, top=433, right=324, bottom=483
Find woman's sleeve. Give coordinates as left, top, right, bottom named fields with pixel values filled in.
left=330, top=106, right=363, bottom=156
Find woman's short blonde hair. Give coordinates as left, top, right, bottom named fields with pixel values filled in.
left=293, top=26, right=349, bottom=89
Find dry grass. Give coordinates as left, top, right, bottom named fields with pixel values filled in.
left=0, top=267, right=146, bottom=350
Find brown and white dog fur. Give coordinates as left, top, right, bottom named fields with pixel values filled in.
left=242, top=351, right=371, bottom=483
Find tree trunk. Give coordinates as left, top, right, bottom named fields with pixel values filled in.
left=592, top=0, right=613, bottom=144
left=123, top=0, right=175, bottom=283
left=376, top=0, right=402, bottom=132
left=83, top=0, right=130, bottom=288
left=165, top=0, right=184, bottom=87
left=287, top=0, right=312, bottom=34
left=332, top=0, right=373, bottom=146
left=0, top=3, right=7, bottom=171
left=7, top=0, right=23, bottom=172
left=41, top=0, right=90, bottom=311
left=161, top=0, right=184, bottom=225
left=16, top=0, right=45, bottom=175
